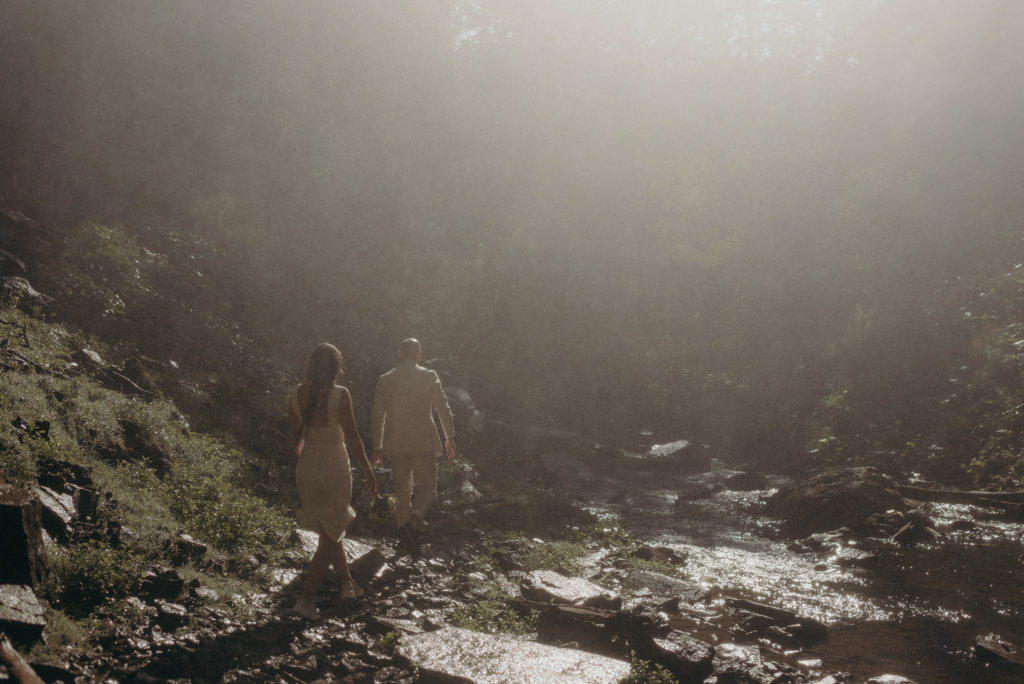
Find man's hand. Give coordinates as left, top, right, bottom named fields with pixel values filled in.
left=372, top=448, right=385, bottom=466
left=445, top=437, right=457, bottom=460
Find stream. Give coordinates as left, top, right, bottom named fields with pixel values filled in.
left=554, top=454, right=1024, bottom=683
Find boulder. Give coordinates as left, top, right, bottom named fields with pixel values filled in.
left=708, top=642, right=802, bottom=683
left=865, top=676, right=920, bottom=684
left=765, top=467, right=906, bottom=535
left=140, top=568, right=185, bottom=601
left=633, top=545, right=687, bottom=566
left=154, top=600, right=188, bottom=631
left=616, top=570, right=707, bottom=605
left=33, top=485, right=76, bottom=543
left=165, top=534, right=208, bottom=565
left=0, top=485, right=48, bottom=588
left=521, top=570, right=621, bottom=610
left=396, top=626, right=631, bottom=683
left=975, top=633, right=1024, bottom=670
left=348, top=547, right=388, bottom=585
left=535, top=604, right=618, bottom=656
left=727, top=598, right=828, bottom=647
left=723, top=471, right=770, bottom=491
left=643, top=630, right=716, bottom=683
left=0, top=276, right=51, bottom=307
left=628, top=440, right=712, bottom=474
left=600, top=608, right=714, bottom=682
left=0, top=584, right=47, bottom=646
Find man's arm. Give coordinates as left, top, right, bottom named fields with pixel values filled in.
left=430, top=373, right=457, bottom=459
left=370, top=379, right=387, bottom=464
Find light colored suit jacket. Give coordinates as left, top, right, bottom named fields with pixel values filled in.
left=371, top=361, right=454, bottom=455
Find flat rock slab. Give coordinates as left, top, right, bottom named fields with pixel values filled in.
left=0, top=584, right=47, bottom=645
left=521, top=570, right=621, bottom=610
left=618, top=570, right=708, bottom=604
left=397, top=626, right=630, bottom=683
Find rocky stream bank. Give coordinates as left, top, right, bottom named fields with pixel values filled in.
left=5, top=445, right=1024, bottom=683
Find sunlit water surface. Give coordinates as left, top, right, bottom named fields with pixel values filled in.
left=575, top=464, right=1024, bottom=684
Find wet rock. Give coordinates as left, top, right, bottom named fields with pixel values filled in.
left=1000, top=503, right=1024, bottom=522
left=711, top=642, right=765, bottom=682
left=165, top=533, right=208, bottom=565
left=458, top=480, right=483, bottom=502
left=443, top=385, right=485, bottom=434
left=0, top=485, right=48, bottom=588
left=676, top=480, right=724, bottom=501
left=154, top=600, right=188, bottom=631
left=535, top=604, right=619, bottom=656
left=630, top=440, right=712, bottom=474
left=0, top=276, right=52, bottom=307
left=865, top=676, right=920, bottom=684
left=765, top=467, right=906, bottom=535
left=724, top=471, right=770, bottom=491
left=521, top=569, right=621, bottom=610
left=975, top=633, right=1024, bottom=670
left=396, top=625, right=631, bottom=683
left=68, top=485, right=99, bottom=521
left=727, top=598, right=827, bottom=647
left=633, top=545, right=687, bottom=565
left=140, top=567, right=185, bottom=600
left=616, top=570, right=708, bottom=606
left=831, top=546, right=877, bottom=569
left=948, top=519, right=976, bottom=531
left=791, top=529, right=852, bottom=553
left=33, top=485, right=76, bottom=543
left=890, top=519, right=939, bottom=546
left=0, top=584, right=47, bottom=646
left=642, top=630, right=716, bottom=682
left=349, top=547, right=388, bottom=585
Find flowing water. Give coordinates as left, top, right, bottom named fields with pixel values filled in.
left=566, top=460, right=1024, bottom=684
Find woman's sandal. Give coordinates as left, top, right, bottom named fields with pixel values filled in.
left=291, top=597, right=321, bottom=620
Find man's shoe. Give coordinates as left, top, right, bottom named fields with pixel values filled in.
left=397, top=523, right=420, bottom=551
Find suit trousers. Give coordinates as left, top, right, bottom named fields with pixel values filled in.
left=390, top=451, right=437, bottom=526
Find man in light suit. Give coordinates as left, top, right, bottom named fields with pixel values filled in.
left=371, top=338, right=456, bottom=549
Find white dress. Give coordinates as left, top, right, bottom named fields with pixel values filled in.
left=291, top=385, right=356, bottom=542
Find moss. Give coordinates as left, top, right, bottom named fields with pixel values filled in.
left=45, top=540, right=146, bottom=617
left=449, top=584, right=537, bottom=636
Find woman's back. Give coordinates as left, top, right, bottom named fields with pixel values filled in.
left=294, top=383, right=345, bottom=449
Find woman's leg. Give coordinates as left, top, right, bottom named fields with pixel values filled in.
left=328, top=537, right=354, bottom=585
left=299, top=530, right=332, bottom=603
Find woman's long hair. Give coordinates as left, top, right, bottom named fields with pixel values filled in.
left=301, top=343, right=343, bottom=426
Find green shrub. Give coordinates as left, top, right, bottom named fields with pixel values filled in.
left=518, top=540, right=586, bottom=575
left=375, top=629, right=401, bottom=655
left=27, top=610, right=90, bottom=666
left=450, top=586, right=537, bottom=636
left=0, top=430, right=36, bottom=485
left=46, top=540, right=145, bottom=617
left=620, top=651, right=677, bottom=684
left=167, top=465, right=290, bottom=552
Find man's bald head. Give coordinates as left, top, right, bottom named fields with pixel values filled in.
left=398, top=338, right=422, bottom=362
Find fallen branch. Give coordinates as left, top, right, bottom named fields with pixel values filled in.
left=896, top=485, right=1024, bottom=507
left=0, top=636, right=45, bottom=684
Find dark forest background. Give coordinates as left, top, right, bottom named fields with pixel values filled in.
left=2, top=0, right=1023, bottom=485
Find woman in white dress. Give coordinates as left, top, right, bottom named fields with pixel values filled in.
left=289, top=343, right=377, bottom=619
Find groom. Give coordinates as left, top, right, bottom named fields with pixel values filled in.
left=371, top=338, right=456, bottom=549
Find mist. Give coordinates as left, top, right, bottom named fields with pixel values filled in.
left=2, top=0, right=1023, bottom=455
